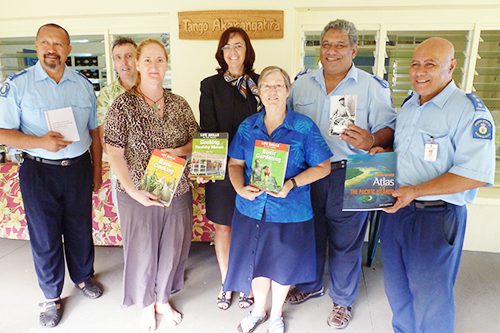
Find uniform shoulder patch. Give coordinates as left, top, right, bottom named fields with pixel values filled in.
left=0, top=81, right=10, bottom=97
left=372, top=75, right=389, bottom=88
left=466, top=93, right=488, bottom=112
left=472, top=118, right=493, bottom=140
left=401, top=92, right=414, bottom=107
left=7, top=69, right=27, bottom=81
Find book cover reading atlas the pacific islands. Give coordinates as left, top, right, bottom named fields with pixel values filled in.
left=343, top=152, right=397, bottom=211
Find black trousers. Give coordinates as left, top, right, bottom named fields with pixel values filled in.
left=19, top=153, right=94, bottom=299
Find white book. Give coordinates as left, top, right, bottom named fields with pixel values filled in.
left=44, top=107, right=80, bottom=142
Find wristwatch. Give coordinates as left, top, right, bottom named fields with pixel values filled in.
left=290, top=177, right=298, bottom=189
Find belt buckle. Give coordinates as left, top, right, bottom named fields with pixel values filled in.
left=60, top=160, right=70, bottom=166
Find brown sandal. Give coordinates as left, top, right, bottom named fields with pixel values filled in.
left=285, top=286, right=325, bottom=304
left=327, top=303, right=352, bottom=329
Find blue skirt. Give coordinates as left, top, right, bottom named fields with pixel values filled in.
left=224, top=209, right=316, bottom=294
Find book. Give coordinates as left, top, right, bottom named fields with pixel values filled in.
left=190, top=132, right=228, bottom=181
left=342, top=152, right=397, bottom=211
left=329, top=95, right=357, bottom=136
left=44, top=107, right=80, bottom=142
left=139, top=149, right=187, bottom=207
left=249, top=140, right=289, bottom=193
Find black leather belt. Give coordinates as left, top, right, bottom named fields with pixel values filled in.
left=412, top=200, right=447, bottom=209
left=331, top=160, right=347, bottom=171
left=23, top=152, right=88, bottom=167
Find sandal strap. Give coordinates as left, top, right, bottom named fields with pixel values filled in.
left=269, top=316, right=284, bottom=329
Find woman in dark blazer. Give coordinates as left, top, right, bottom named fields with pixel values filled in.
left=199, top=27, right=260, bottom=310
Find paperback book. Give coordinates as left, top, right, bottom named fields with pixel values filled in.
left=190, top=132, right=228, bottom=181
left=44, top=107, right=80, bottom=142
left=140, top=149, right=187, bottom=207
left=343, top=152, right=397, bottom=211
left=250, top=140, right=289, bottom=193
left=329, top=95, right=357, bottom=136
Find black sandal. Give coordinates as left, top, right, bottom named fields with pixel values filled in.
left=238, top=293, right=254, bottom=309
left=76, top=279, right=103, bottom=299
left=217, top=285, right=232, bottom=310
left=39, top=299, right=63, bottom=328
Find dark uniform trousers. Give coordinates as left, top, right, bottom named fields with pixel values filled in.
left=380, top=202, right=466, bottom=333
left=296, top=164, right=369, bottom=306
left=19, top=153, right=95, bottom=299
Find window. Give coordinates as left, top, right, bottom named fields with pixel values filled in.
left=473, top=30, right=500, bottom=184
left=385, top=31, right=468, bottom=109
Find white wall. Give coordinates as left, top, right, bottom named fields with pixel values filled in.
left=1, top=0, right=499, bottom=252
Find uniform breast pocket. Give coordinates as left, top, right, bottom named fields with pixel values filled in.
left=70, top=102, right=95, bottom=129
left=293, top=99, right=316, bottom=117
left=420, top=130, right=451, bottom=164
left=20, top=98, right=51, bottom=131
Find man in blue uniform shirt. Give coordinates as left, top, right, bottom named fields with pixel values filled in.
left=286, top=19, right=396, bottom=329
left=378, top=37, right=496, bottom=333
left=0, top=23, right=103, bottom=328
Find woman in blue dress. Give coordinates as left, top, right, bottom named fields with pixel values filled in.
left=225, top=66, right=332, bottom=333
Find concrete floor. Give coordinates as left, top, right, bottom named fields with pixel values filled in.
left=0, top=238, right=499, bottom=333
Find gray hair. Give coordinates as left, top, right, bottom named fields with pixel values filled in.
left=258, top=66, right=292, bottom=91
left=320, top=19, right=358, bottom=46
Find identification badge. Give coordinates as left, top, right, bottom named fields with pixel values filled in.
left=424, top=138, right=438, bottom=162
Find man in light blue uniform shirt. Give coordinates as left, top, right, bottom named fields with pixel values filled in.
left=286, top=19, right=396, bottom=329
left=0, top=23, right=103, bottom=328
left=378, top=37, right=496, bottom=333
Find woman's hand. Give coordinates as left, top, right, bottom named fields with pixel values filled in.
left=127, top=188, right=164, bottom=207
left=195, top=176, right=214, bottom=185
left=236, top=185, right=263, bottom=201
left=267, top=179, right=293, bottom=198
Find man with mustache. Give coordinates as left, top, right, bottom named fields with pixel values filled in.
left=378, top=37, right=496, bottom=333
left=0, top=23, right=103, bottom=328
left=287, top=19, right=396, bottom=329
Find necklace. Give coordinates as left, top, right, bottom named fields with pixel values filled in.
left=139, top=89, right=163, bottom=112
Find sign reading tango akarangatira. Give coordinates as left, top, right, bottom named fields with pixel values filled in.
left=178, top=10, right=284, bottom=40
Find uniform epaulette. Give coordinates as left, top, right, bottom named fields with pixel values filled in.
left=7, top=69, right=27, bottom=81
left=372, top=75, right=389, bottom=88
left=294, top=68, right=311, bottom=81
left=401, top=92, right=414, bottom=107
left=76, top=71, right=94, bottom=86
left=466, top=93, right=488, bottom=112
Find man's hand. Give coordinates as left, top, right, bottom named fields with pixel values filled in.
left=92, top=164, right=103, bottom=193
left=383, top=186, right=419, bottom=214
left=38, top=131, right=72, bottom=152
left=368, top=146, right=392, bottom=155
left=339, top=125, right=373, bottom=150
left=236, top=185, right=263, bottom=201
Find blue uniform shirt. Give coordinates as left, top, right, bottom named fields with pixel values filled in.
left=395, top=81, right=496, bottom=205
left=228, top=108, right=333, bottom=223
left=0, top=61, right=97, bottom=159
left=288, top=65, right=396, bottom=161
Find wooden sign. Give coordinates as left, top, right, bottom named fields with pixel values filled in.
left=178, top=10, right=284, bottom=40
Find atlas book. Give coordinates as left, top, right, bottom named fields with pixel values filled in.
left=249, top=140, right=290, bottom=193
left=343, top=152, right=397, bottom=211
left=190, top=132, right=228, bottom=181
left=329, top=95, right=357, bottom=136
left=139, top=149, right=187, bottom=207
left=44, top=107, right=80, bottom=142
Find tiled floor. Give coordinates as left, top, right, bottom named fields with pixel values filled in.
left=0, top=238, right=499, bottom=333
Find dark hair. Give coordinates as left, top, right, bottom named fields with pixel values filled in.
left=36, top=23, right=70, bottom=44
left=112, top=36, right=137, bottom=51
left=215, top=27, right=255, bottom=75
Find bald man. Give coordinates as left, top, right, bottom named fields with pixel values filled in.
left=376, top=37, right=495, bottom=333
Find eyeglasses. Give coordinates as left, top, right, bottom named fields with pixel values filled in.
left=222, top=43, right=244, bottom=52
left=260, top=84, right=286, bottom=92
